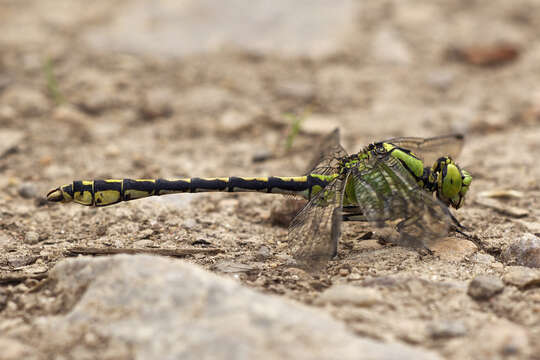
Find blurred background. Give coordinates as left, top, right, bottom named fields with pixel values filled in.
left=1, top=0, right=538, bottom=187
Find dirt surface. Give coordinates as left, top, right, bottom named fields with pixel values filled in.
left=0, top=1, right=539, bottom=359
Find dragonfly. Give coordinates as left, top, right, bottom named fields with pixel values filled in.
left=47, top=129, right=472, bottom=267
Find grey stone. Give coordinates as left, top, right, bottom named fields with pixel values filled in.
left=427, top=320, right=467, bottom=339
left=7, top=254, right=38, bottom=268
left=467, top=275, right=504, bottom=300
left=252, top=149, right=272, bottom=163
left=0, top=129, right=24, bottom=158
left=502, top=233, right=540, bottom=268
left=182, top=218, right=197, bottom=230
left=139, top=88, right=174, bottom=120
left=83, top=0, right=357, bottom=58
left=132, top=239, right=155, bottom=248
left=212, top=261, right=258, bottom=274
left=2, top=87, right=49, bottom=116
left=23, top=231, right=40, bottom=245
left=35, top=255, right=442, bottom=360
left=18, top=183, right=38, bottom=199
left=0, top=232, right=14, bottom=248
left=256, top=245, right=272, bottom=260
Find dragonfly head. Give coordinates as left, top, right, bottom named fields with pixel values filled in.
left=431, top=157, right=472, bottom=209
left=46, top=184, right=74, bottom=203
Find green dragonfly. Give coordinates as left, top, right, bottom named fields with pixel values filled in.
left=47, top=129, right=472, bottom=266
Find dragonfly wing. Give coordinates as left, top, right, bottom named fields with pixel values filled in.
left=288, top=175, right=346, bottom=268
left=305, top=128, right=348, bottom=175
left=385, top=134, right=465, bottom=166
left=350, top=154, right=452, bottom=248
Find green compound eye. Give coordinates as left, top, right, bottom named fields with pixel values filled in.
left=440, top=162, right=462, bottom=200
left=435, top=159, right=472, bottom=209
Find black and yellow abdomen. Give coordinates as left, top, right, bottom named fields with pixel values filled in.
left=46, top=175, right=334, bottom=207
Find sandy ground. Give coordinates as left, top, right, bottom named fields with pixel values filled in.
left=0, top=1, right=539, bottom=359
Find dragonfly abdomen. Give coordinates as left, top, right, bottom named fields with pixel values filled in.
left=46, top=175, right=333, bottom=207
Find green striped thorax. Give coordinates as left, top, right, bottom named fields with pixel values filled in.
left=346, top=141, right=472, bottom=210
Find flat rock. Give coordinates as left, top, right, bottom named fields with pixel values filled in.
left=83, top=0, right=357, bottom=58
left=502, top=233, right=540, bottom=268
left=503, top=266, right=540, bottom=289
left=465, top=320, right=530, bottom=359
left=430, top=238, right=477, bottom=262
left=27, top=255, right=442, bottom=360
left=0, top=337, right=33, bottom=360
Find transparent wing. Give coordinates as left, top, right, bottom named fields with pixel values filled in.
left=350, top=154, right=452, bottom=248
left=384, top=134, right=465, bottom=166
left=304, top=128, right=348, bottom=175
left=288, top=174, right=346, bottom=268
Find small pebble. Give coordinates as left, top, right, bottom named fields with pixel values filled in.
left=23, top=231, right=40, bottom=245
left=339, top=268, right=350, bottom=276
left=133, top=239, right=154, bottom=248
left=252, top=149, right=272, bottom=163
left=0, top=105, right=16, bottom=121
left=213, top=261, right=257, bottom=274
left=218, top=110, right=252, bottom=133
left=3, top=87, right=49, bottom=116
left=0, top=130, right=24, bottom=158
left=472, top=253, right=495, bottom=264
left=139, top=88, right=174, bottom=120
left=0, top=291, right=8, bottom=311
left=256, top=245, right=272, bottom=260
left=427, top=320, right=467, bottom=339
left=182, top=218, right=197, bottom=230
left=425, top=69, right=455, bottom=91
left=18, top=183, right=37, bottom=199
left=274, top=81, right=315, bottom=101
left=7, top=254, right=38, bottom=268
left=347, top=273, right=362, bottom=281
left=316, top=284, right=382, bottom=307
left=137, top=229, right=154, bottom=239
left=467, top=275, right=504, bottom=300
left=372, top=28, right=412, bottom=65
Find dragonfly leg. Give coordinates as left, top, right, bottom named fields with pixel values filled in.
left=341, top=207, right=367, bottom=222
left=395, top=216, right=429, bottom=248
left=449, top=211, right=469, bottom=231
left=330, top=207, right=342, bottom=258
